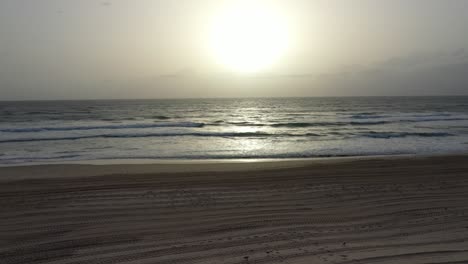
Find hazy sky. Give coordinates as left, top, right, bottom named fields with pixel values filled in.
left=1, top=0, right=468, bottom=100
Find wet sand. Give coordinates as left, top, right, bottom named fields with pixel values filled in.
left=1, top=155, right=468, bottom=264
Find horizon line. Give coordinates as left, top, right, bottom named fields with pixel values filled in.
left=1, top=95, right=468, bottom=102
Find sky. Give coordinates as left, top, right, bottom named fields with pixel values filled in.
left=1, top=0, right=468, bottom=100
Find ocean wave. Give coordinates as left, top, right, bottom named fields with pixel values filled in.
left=0, top=131, right=312, bottom=143
left=407, top=113, right=453, bottom=118
left=350, top=113, right=385, bottom=119
left=400, top=117, right=468, bottom=123
left=24, top=111, right=60, bottom=115
left=361, top=132, right=453, bottom=139
left=0, top=154, right=81, bottom=162
left=152, top=115, right=171, bottom=120
left=0, top=122, right=205, bottom=133
left=228, top=121, right=267, bottom=126
left=0, top=130, right=454, bottom=144
left=271, top=121, right=389, bottom=128
left=4, top=117, right=467, bottom=133
left=209, top=117, right=468, bottom=128
left=0, top=152, right=399, bottom=164
left=206, top=120, right=391, bottom=127
left=209, top=121, right=390, bottom=127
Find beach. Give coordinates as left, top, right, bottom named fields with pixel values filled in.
left=1, top=155, right=468, bottom=264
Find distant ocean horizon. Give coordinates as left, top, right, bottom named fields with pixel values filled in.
left=1, top=96, right=468, bottom=165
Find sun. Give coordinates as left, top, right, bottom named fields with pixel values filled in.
left=209, top=2, right=290, bottom=73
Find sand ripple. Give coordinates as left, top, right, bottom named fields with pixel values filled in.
left=1, top=156, right=468, bottom=263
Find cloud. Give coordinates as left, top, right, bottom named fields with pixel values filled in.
left=149, top=50, right=468, bottom=97
left=160, top=67, right=198, bottom=78
left=451, top=48, right=465, bottom=57
left=313, top=50, right=468, bottom=96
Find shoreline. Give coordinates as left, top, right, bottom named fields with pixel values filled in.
left=0, top=153, right=467, bottom=181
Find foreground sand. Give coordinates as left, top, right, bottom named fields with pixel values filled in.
left=1, top=155, right=468, bottom=264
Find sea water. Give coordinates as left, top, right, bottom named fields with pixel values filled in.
left=1, top=97, right=468, bottom=165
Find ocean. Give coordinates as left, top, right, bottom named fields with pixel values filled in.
left=1, top=97, right=467, bottom=165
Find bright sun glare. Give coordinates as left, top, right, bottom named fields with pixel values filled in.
left=209, top=2, right=290, bottom=73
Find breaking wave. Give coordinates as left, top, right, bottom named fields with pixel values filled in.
left=361, top=132, right=453, bottom=139
left=0, top=122, right=205, bottom=133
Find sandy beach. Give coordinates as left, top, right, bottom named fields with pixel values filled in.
left=1, top=155, right=468, bottom=264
